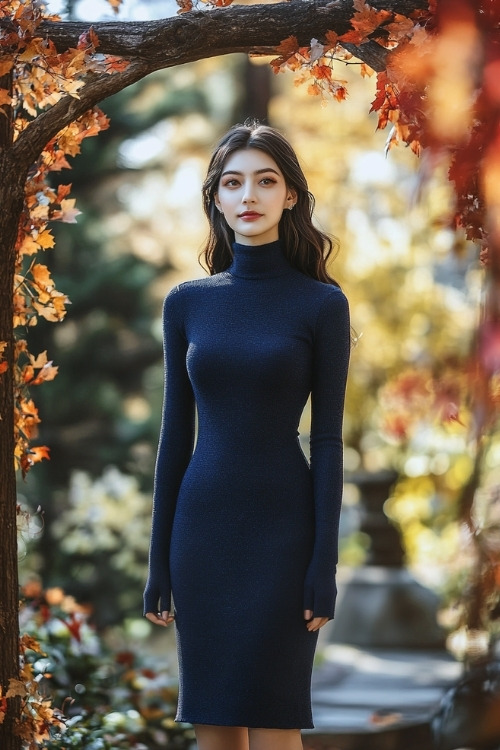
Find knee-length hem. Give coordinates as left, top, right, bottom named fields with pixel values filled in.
left=143, top=240, right=350, bottom=728
left=175, top=716, right=314, bottom=730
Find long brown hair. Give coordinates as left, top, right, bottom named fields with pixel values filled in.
left=201, top=122, right=339, bottom=285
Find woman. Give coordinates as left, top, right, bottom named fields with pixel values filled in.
left=144, top=122, right=351, bottom=750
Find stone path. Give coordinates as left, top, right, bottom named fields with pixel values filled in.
left=303, top=644, right=462, bottom=750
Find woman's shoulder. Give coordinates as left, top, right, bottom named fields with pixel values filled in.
left=163, top=273, right=228, bottom=313
left=293, top=272, right=348, bottom=305
left=165, top=273, right=225, bottom=298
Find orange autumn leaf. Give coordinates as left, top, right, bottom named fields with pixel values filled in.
left=19, top=634, right=43, bottom=656
left=385, top=14, right=416, bottom=42
left=0, top=88, right=12, bottom=106
left=307, top=82, right=322, bottom=96
left=311, top=64, right=332, bottom=81
left=176, top=0, right=193, bottom=12
left=27, top=445, right=51, bottom=463
left=332, top=84, right=348, bottom=102
left=0, top=58, right=14, bottom=76
left=56, top=183, right=72, bottom=201
left=22, top=365, right=35, bottom=383
left=31, top=263, right=53, bottom=288
left=324, top=30, right=338, bottom=51
left=105, top=56, right=130, bottom=73
left=270, top=36, right=300, bottom=72
left=339, top=3, right=393, bottom=45
left=106, top=0, right=123, bottom=12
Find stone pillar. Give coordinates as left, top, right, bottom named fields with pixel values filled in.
left=328, top=469, right=446, bottom=649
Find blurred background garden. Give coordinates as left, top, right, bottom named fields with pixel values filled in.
left=14, top=1, right=499, bottom=747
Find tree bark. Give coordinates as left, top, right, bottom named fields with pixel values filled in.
left=0, top=62, right=23, bottom=750
left=0, top=152, right=26, bottom=750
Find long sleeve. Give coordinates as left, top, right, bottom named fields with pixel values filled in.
left=303, top=289, right=350, bottom=619
left=143, top=287, right=195, bottom=615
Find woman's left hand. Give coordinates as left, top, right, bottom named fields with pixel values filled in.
left=304, top=610, right=329, bottom=632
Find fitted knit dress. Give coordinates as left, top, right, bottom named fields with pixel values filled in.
left=143, top=239, right=350, bottom=729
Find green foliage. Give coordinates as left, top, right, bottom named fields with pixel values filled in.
left=19, top=584, right=194, bottom=750
left=20, top=467, right=152, bottom=627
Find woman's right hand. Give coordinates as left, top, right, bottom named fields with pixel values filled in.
left=145, top=611, right=175, bottom=627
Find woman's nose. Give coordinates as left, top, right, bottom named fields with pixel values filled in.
left=242, top=181, right=256, bottom=203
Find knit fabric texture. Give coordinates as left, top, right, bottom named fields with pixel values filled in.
left=143, top=239, right=350, bottom=728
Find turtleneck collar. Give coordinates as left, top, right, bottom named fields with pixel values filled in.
left=228, top=240, right=292, bottom=280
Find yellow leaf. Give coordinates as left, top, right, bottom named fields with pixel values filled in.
left=18, top=236, right=40, bottom=256
left=37, top=230, right=55, bottom=249
left=29, top=351, right=48, bottom=369
left=31, top=264, right=53, bottom=288
left=33, top=303, right=62, bottom=323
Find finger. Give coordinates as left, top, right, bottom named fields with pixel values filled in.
left=145, top=611, right=172, bottom=627
left=304, top=610, right=313, bottom=621
left=306, top=616, right=329, bottom=632
left=145, top=612, right=167, bottom=626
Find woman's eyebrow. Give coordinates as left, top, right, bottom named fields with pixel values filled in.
left=221, top=168, right=281, bottom=177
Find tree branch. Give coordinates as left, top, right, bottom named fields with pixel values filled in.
left=40, top=0, right=427, bottom=66
left=12, top=61, right=149, bottom=169
left=14, top=0, right=428, bottom=169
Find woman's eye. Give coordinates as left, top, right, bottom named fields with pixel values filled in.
left=223, top=179, right=239, bottom=187
left=260, top=178, right=276, bottom=185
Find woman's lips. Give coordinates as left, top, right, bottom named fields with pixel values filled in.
left=238, top=212, right=262, bottom=221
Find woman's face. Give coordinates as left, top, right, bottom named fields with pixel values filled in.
left=214, top=148, right=296, bottom=246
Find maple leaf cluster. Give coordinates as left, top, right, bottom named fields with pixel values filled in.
left=13, top=108, right=110, bottom=476
left=0, top=1, right=118, bottom=476
left=377, top=0, right=500, bottom=247
left=0, top=633, right=64, bottom=746
left=270, top=32, right=349, bottom=103
left=1, top=2, right=129, bottom=123
left=269, top=0, right=420, bottom=103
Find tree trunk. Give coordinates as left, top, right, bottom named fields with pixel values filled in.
left=0, top=152, right=25, bottom=750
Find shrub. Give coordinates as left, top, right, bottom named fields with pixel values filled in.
left=19, top=583, right=194, bottom=749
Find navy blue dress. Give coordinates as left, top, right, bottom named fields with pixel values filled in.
left=144, top=240, right=350, bottom=729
